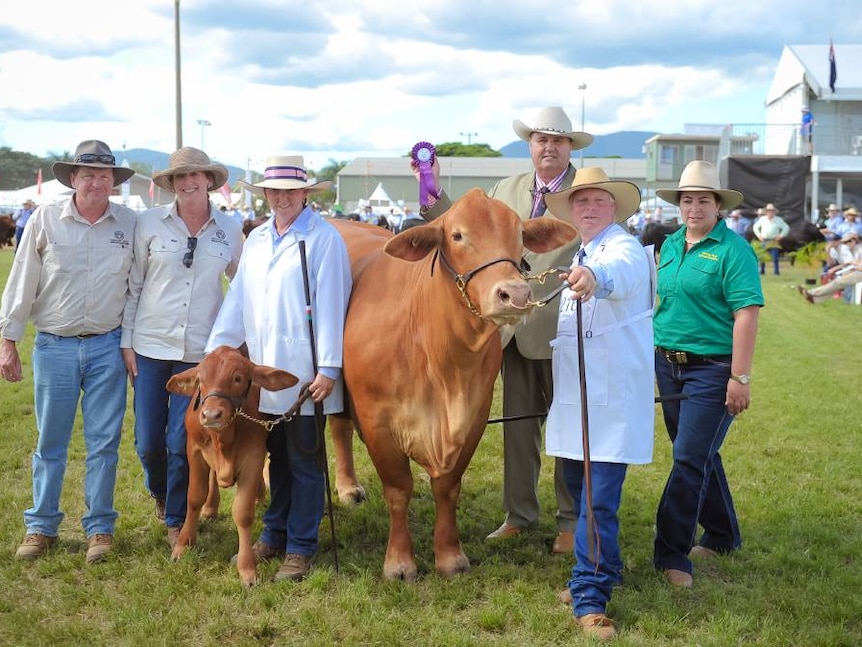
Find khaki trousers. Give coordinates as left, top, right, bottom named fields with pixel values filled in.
left=500, top=342, right=575, bottom=532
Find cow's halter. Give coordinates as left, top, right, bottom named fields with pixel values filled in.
left=431, top=248, right=529, bottom=317
left=431, top=248, right=566, bottom=316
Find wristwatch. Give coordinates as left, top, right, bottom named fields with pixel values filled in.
left=730, top=374, right=751, bottom=385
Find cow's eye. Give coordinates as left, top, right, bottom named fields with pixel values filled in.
left=452, top=231, right=463, bottom=242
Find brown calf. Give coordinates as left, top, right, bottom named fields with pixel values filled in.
left=166, top=345, right=298, bottom=587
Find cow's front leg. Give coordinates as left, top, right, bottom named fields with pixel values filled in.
left=431, top=472, right=470, bottom=577
left=232, top=471, right=260, bottom=587
left=329, top=416, right=366, bottom=505
left=173, top=451, right=209, bottom=561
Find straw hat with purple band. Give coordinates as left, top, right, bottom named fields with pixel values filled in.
left=512, top=106, right=594, bottom=151
left=53, top=140, right=135, bottom=188
left=239, top=156, right=331, bottom=195
left=152, top=147, right=229, bottom=193
left=656, top=160, right=743, bottom=210
left=544, top=166, right=641, bottom=223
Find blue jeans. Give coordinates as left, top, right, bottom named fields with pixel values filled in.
left=759, top=244, right=781, bottom=275
left=27, top=329, right=127, bottom=537
left=132, top=354, right=194, bottom=528
left=562, top=459, right=627, bottom=617
left=258, top=415, right=325, bottom=557
left=653, top=351, right=741, bottom=575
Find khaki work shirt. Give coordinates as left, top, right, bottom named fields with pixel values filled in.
left=0, top=199, right=136, bottom=341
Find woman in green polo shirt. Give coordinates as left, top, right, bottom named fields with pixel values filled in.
left=651, top=161, right=764, bottom=588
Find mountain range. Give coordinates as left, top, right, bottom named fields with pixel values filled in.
left=121, top=131, right=657, bottom=181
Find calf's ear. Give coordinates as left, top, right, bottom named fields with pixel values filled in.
left=252, top=366, right=299, bottom=391
left=523, top=218, right=579, bottom=253
left=166, top=367, right=199, bottom=395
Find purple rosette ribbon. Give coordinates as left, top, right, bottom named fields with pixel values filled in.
left=411, top=141, right=438, bottom=205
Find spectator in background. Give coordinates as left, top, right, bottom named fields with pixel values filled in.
left=801, top=108, right=814, bottom=155
left=820, top=203, right=844, bottom=243
left=798, top=231, right=862, bottom=304
left=752, top=203, right=789, bottom=275
left=1, top=140, right=136, bottom=565
left=12, top=199, right=36, bottom=250
left=837, top=207, right=862, bottom=238
left=652, top=160, right=763, bottom=588
left=121, top=147, right=244, bottom=549
left=726, top=209, right=752, bottom=237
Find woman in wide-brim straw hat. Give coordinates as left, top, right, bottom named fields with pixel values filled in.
left=205, top=154, right=350, bottom=582
left=651, top=160, right=764, bottom=589
left=121, top=146, right=244, bottom=546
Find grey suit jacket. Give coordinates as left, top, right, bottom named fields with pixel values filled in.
left=421, top=164, right=580, bottom=359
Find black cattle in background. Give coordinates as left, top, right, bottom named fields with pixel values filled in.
left=640, top=222, right=680, bottom=256
left=638, top=218, right=824, bottom=262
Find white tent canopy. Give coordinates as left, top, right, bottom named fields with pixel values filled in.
left=357, top=182, right=404, bottom=216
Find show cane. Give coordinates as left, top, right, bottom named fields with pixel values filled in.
left=298, top=240, right=339, bottom=573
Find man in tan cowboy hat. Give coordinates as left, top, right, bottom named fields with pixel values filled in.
left=207, top=155, right=351, bottom=582
left=0, top=140, right=136, bottom=565
left=416, top=106, right=593, bottom=555
left=820, top=202, right=844, bottom=243
left=542, top=167, right=656, bottom=641
left=752, top=202, right=789, bottom=275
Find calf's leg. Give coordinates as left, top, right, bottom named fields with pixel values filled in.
left=173, top=450, right=209, bottom=560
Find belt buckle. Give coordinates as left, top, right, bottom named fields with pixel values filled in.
left=667, top=350, right=687, bottom=364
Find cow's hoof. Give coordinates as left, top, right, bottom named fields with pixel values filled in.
left=239, top=573, right=259, bottom=588
left=201, top=508, right=218, bottom=521
left=383, top=562, right=418, bottom=582
left=437, top=553, right=471, bottom=578
left=171, top=547, right=186, bottom=562
left=336, top=484, right=367, bottom=506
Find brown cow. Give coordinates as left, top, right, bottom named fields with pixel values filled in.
left=0, top=214, right=15, bottom=248
left=166, top=345, right=298, bottom=587
left=332, top=188, right=577, bottom=580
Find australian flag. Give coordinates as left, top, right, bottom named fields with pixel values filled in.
left=829, top=40, right=837, bottom=93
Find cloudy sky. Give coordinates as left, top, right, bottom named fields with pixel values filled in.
left=0, top=0, right=859, bottom=173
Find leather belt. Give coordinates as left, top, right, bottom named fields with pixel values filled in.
left=656, top=347, right=731, bottom=366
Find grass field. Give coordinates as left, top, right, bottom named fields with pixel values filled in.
left=1, top=246, right=861, bottom=646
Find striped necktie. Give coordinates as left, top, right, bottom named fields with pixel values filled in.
left=531, top=186, right=550, bottom=219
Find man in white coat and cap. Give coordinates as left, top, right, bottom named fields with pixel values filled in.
left=543, top=167, right=656, bottom=641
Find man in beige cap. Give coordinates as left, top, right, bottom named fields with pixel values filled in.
left=0, top=140, right=136, bottom=565
left=820, top=203, right=844, bottom=242
left=752, top=203, right=789, bottom=275
left=12, top=198, right=37, bottom=250
left=417, top=106, right=593, bottom=555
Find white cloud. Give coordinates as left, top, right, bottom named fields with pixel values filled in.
left=0, top=0, right=857, bottom=172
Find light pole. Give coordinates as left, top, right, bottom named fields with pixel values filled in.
left=578, top=83, right=587, bottom=168
left=174, top=0, right=182, bottom=149
left=460, top=131, right=478, bottom=145
left=197, top=119, right=211, bottom=150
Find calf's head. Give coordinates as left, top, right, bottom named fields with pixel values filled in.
left=166, top=346, right=299, bottom=433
